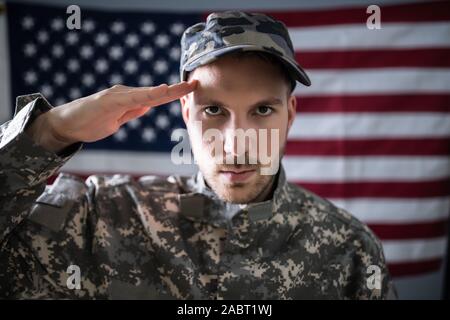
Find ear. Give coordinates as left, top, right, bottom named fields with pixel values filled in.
left=180, top=94, right=190, bottom=125
left=286, top=94, right=297, bottom=132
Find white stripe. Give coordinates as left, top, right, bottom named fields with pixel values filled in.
left=283, top=156, right=450, bottom=181
left=382, top=237, right=447, bottom=263
left=289, top=22, right=450, bottom=50
left=63, top=150, right=198, bottom=176
left=65, top=151, right=450, bottom=182
left=294, top=68, right=450, bottom=95
left=289, top=113, right=450, bottom=138
left=328, top=198, right=450, bottom=223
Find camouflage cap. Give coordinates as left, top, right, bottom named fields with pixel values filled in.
left=180, top=11, right=311, bottom=87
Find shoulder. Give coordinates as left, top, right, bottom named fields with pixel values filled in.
left=82, top=172, right=186, bottom=194
left=285, top=182, right=394, bottom=299
left=285, top=181, right=385, bottom=259
left=28, top=172, right=188, bottom=229
left=29, top=172, right=186, bottom=215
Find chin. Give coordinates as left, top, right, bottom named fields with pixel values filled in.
left=212, top=181, right=262, bottom=204
left=217, top=191, right=255, bottom=204
left=202, top=169, right=272, bottom=204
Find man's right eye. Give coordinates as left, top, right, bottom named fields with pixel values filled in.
left=204, top=106, right=223, bottom=116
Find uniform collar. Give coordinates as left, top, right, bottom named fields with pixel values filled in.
left=178, top=164, right=289, bottom=225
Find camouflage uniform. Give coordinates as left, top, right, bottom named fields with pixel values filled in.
left=0, top=94, right=397, bottom=299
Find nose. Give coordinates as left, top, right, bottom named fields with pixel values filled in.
left=222, top=115, right=256, bottom=162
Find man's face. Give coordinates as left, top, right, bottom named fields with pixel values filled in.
left=180, top=55, right=297, bottom=204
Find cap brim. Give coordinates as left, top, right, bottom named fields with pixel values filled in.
left=182, top=44, right=311, bottom=87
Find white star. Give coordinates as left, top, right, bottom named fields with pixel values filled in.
left=142, top=127, right=156, bottom=142
left=109, top=74, right=123, bottom=85
left=168, top=74, right=179, bottom=85
left=109, top=46, right=123, bottom=60
left=155, top=34, right=170, bottom=48
left=69, top=87, right=82, bottom=99
left=66, top=32, right=79, bottom=45
left=40, top=84, right=53, bottom=97
left=67, top=59, right=80, bottom=72
left=51, top=18, right=64, bottom=31
left=95, top=33, right=109, bottom=46
left=153, top=59, right=168, bottom=74
left=54, top=97, right=66, bottom=106
left=52, top=44, right=64, bottom=58
left=138, top=74, right=153, bottom=86
left=82, top=73, right=95, bottom=87
left=39, top=57, right=51, bottom=71
left=80, top=45, right=94, bottom=59
left=170, top=22, right=185, bottom=36
left=111, top=21, right=125, bottom=34
left=82, top=19, right=95, bottom=33
left=155, top=114, right=169, bottom=129
left=114, top=128, right=128, bottom=142
left=169, top=47, right=181, bottom=60
left=95, top=59, right=108, bottom=73
left=54, top=72, right=66, bottom=86
left=169, top=102, right=181, bottom=116
left=125, top=33, right=139, bottom=47
left=127, top=118, right=141, bottom=129
left=22, top=16, right=34, bottom=30
left=124, top=59, right=138, bottom=74
left=139, top=46, right=154, bottom=60
left=37, top=30, right=49, bottom=43
left=23, top=43, right=36, bottom=57
left=141, top=21, right=155, bottom=35
left=24, top=70, right=37, bottom=85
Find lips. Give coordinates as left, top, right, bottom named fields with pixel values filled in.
left=219, top=168, right=256, bottom=183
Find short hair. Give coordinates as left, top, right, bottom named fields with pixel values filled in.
left=187, top=50, right=296, bottom=94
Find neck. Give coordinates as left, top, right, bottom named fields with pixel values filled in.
left=250, top=172, right=279, bottom=203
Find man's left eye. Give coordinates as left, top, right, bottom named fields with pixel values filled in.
left=255, top=106, right=273, bottom=116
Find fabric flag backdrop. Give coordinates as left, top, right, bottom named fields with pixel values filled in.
left=3, top=1, right=450, bottom=297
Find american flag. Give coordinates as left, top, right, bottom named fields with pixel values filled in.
left=3, top=1, right=450, bottom=297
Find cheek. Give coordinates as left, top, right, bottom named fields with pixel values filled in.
left=257, top=115, right=288, bottom=155
left=186, top=120, right=204, bottom=156
left=187, top=120, right=221, bottom=164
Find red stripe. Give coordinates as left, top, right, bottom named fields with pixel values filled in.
left=285, top=138, right=450, bottom=156
left=296, top=94, right=450, bottom=113
left=265, top=1, right=450, bottom=27
left=388, top=258, right=443, bottom=277
left=368, top=220, right=448, bottom=240
left=296, top=48, right=450, bottom=69
left=296, top=178, right=450, bottom=198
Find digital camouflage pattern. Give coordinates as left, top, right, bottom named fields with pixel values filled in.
left=180, top=11, right=311, bottom=86
left=0, top=95, right=397, bottom=299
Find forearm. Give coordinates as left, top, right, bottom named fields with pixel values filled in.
left=0, top=94, right=83, bottom=243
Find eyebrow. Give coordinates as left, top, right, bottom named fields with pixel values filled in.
left=194, top=97, right=284, bottom=108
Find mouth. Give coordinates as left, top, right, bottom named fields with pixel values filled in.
left=219, top=168, right=256, bottom=183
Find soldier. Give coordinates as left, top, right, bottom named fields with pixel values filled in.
left=0, top=11, right=397, bottom=299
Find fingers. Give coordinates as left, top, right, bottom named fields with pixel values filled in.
left=111, top=80, right=198, bottom=110
left=147, top=81, right=198, bottom=106
left=117, top=106, right=151, bottom=127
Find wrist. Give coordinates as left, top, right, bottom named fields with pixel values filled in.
left=25, top=112, right=75, bottom=154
